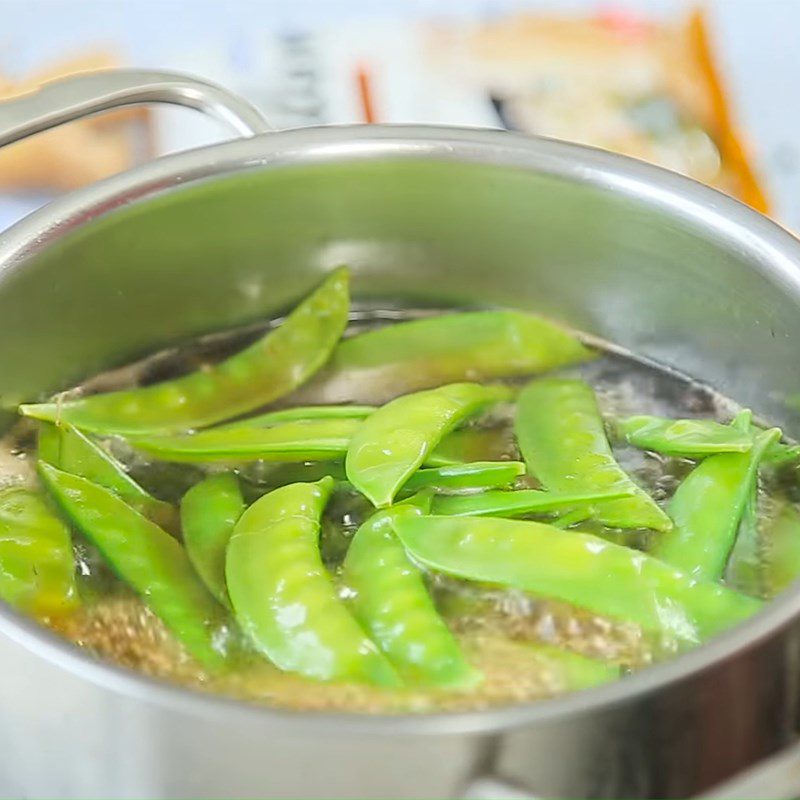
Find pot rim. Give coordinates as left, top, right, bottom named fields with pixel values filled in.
left=1, top=123, right=800, bottom=735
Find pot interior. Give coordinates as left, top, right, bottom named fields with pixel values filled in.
left=1, top=153, right=799, bottom=438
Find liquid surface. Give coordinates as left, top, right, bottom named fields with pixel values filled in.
left=3, top=309, right=795, bottom=713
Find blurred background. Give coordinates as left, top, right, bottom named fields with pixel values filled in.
left=0, top=0, right=797, bottom=231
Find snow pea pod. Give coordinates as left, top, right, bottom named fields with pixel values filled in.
left=402, top=461, right=525, bottom=493
left=426, top=427, right=512, bottom=467
left=38, top=463, right=226, bottom=669
left=20, top=268, right=350, bottom=436
left=724, top=410, right=798, bottom=468
left=431, top=487, right=633, bottom=518
left=764, top=442, right=800, bottom=467
left=226, top=478, right=399, bottom=685
left=762, top=501, right=800, bottom=595
left=347, top=383, right=513, bottom=507
left=131, top=418, right=362, bottom=463
left=250, top=460, right=523, bottom=497
left=616, top=416, right=753, bottom=457
left=736, top=412, right=799, bottom=467
left=136, top=418, right=503, bottom=472
left=240, top=461, right=347, bottom=493
left=219, top=404, right=375, bottom=430
left=38, top=421, right=177, bottom=532
left=0, top=486, right=77, bottom=618
left=181, top=474, right=244, bottom=606
left=307, top=310, right=594, bottom=402
left=393, top=514, right=761, bottom=644
left=515, top=379, right=672, bottom=532
left=550, top=509, right=592, bottom=529
left=342, top=493, right=478, bottom=688
left=656, top=427, right=781, bottom=580
left=725, top=486, right=762, bottom=596
left=731, top=409, right=753, bottom=431
left=725, top=410, right=763, bottom=594
left=489, top=639, right=619, bottom=691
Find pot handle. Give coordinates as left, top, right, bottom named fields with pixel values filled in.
left=0, top=68, right=272, bottom=148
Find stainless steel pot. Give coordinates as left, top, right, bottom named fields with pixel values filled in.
left=0, top=70, right=799, bottom=800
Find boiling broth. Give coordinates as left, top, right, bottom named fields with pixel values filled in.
left=3, top=308, right=794, bottom=712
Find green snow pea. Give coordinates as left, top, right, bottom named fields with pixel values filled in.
left=431, top=487, right=633, bottom=518
left=38, top=463, right=226, bottom=669
left=0, top=486, right=77, bottom=618
left=181, top=474, right=244, bottom=606
left=656, top=427, right=781, bottom=580
left=762, top=501, right=800, bottom=595
left=764, top=442, right=800, bottom=467
left=131, top=418, right=362, bottom=463
left=426, top=426, right=512, bottom=467
left=739, top=412, right=799, bottom=467
left=494, top=639, right=619, bottom=691
left=226, top=477, right=399, bottom=685
left=728, top=497, right=800, bottom=599
left=248, top=460, right=522, bottom=498
left=550, top=509, right=593, bottom=529
left=727, top=410, right=798, bottom=468
left=218, top=404, right=375, bottom=430
left=135, top=415, right=510, bottom=472
left=616, top=415, right=753, bottom=457
left=402, top=461, right=525, bottom=493
left=393, top=514, right=761, bottom=644
left=347, top=383, right=513, bottom=507
left=725, top=410, right=762, bottom=594
left=342, top=492, right=478, bottom=688
left=240, top=461, right=347, bottom=494
left=38, top=421, right=177, bottom=532
left=731, top=409, right=753, bottom=431
left=725, top=485, right=762, bottom=596
left=20, top=268, right=350, bottom=436
left=515, top=379, right=672, bottom=532
left=307, top=310, right=594, bottom=402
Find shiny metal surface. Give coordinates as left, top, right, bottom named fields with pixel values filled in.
left=699, top=740, right=800, bottom=800
left=0, top=69, right=271, bottom=147
left=0, top=76, right=799, bottom=799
